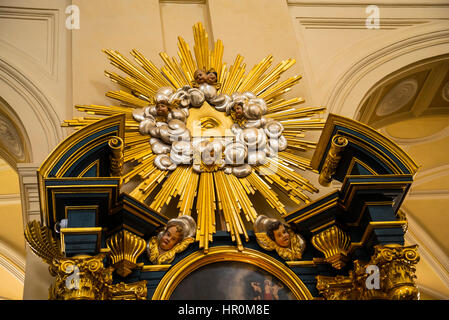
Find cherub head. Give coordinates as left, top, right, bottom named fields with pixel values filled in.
left=157, top=215, right=196, bottom=252
left=155, top=100, right=171, bottom=119
left=193, top=68, right=219, bottom=88
left=206, top=69, right=218, bottom=85
left=153, top=87, right=177, bottom=121
left=158, top=224, right=183, bottom=251
left=266, top=220, right=291, bottom=248
left=193, top=68, right=208, bottom=85
left=232, top=102, right=244, bottom=119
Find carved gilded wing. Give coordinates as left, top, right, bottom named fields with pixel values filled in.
left=255, top=230, right=306, bottom=261
left=147, top=236, right=195, bottom=265
left=147, top=236, right=160, bottom=264
left=156, top=237, right=195, bottom=264
left=290, top=231, right=306, bottom=260
left=255, top=232, right=277, bottom=251
left=24, top=220, right=63, bottom=264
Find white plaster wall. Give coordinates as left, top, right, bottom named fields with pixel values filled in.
left=287, top=0, right=449, bottom=117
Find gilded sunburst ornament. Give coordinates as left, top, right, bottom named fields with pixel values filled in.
left=63, top=22, right=325, bottom=252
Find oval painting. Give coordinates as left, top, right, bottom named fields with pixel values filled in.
left=169, top=261, right=296, bottom=300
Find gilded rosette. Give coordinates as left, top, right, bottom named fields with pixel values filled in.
left=106, top=230, right=146, bottom=277
left=311, top=225, right=350, bottom=269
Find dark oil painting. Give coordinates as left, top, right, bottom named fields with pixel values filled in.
left=169, top=261, right=296, bottom=300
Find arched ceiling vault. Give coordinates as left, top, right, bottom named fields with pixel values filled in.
left=356, top=55, right=449, bottom=299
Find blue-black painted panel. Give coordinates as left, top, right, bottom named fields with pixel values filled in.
left=81, top=163, right=99, bottom=177
left=67, top=208, right=97, bottom=227
left=49, top=126, right=119, bottom=177
left=64, top=142, right=109, bottom=177
left=334, top=126, right=409, bottom=173
left=64, top=234, right=98, bottom=256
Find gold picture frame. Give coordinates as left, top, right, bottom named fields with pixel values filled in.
left=152, top=246, right=313, bottom=300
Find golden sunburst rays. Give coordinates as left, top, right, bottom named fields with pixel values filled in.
left=62, top=22, right=326, bottom=252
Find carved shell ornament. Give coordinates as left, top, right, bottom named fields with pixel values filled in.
left=64, top=22, right=325, bottom=251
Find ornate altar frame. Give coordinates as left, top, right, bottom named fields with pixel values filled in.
left=152, top=246, right=313, bottom=300
left=24, top=23, right=421, bottom=301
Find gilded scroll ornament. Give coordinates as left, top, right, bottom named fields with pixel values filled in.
left=147, top=215, right=196, bottom=264
left=109, top=136, right=124, bottom=177
left=311, top=225, right=350, bottom=269
left=108, top=280, right=148, bottom=300
left=318, top=135, right=348, bottom=186
left=254, top=215, right=306, bottom=261
left=106, top=229, right=147, bottom=277
left=316, top=274, right=357, bottom=300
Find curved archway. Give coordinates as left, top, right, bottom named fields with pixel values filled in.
left=326, top=22, right=449, bottom=299
left=0, top=97, right=32, bottom=169
left=0, top=58, right=64, bottom=164
left=325, top=21, right=449, bottom=119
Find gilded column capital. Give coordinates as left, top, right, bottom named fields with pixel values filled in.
left=49, top=254, right=113, bottom=300
left=316, top=244, right=420, bottom=300
left=370, top=244, right=420, bottom=300
left=25, top=221, right=149, bottom=300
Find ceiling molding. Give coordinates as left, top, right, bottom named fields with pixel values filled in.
left=411, top=61, right=449, bottom=116
left=406, top=189, right=449, bottom=199
left=296, top=17, right=429, bottom=30
left=412, top=163, right=449, bottom=186
left=0, top=58, right=64, bottom=158
left=159, top=0, right=206, bottom=3
left=0, top=6, right=58, bottom=77
left=287, top=0, right=449, bottom=7
left=0, top=193, right=21, bottom=205
left=328, top=22, right=449, bottom=117
left=418, top=284, right=449, bottom=300
left=404, top=208, right=449, bottom=290
left=0, top=240, right=25, bottom=284
left=378, top=121, right=449, bottom=146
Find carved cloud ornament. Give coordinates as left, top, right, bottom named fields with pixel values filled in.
left=133, top=82, right=288, bottom=178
